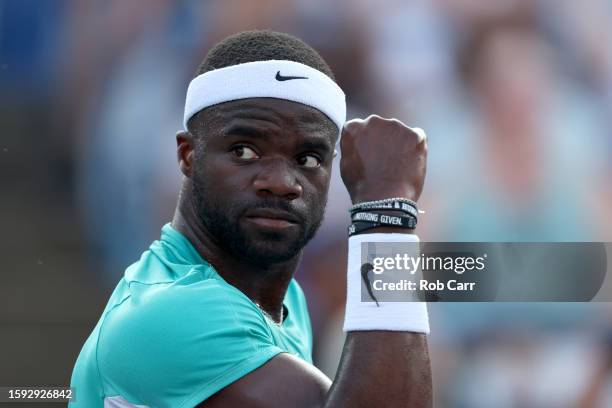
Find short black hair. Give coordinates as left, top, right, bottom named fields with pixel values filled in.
left=196, top=30, right=335, bottom=81
left=189, top=30, right=338, bottom=138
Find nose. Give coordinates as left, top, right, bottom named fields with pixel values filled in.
left=253, top=158, right=303, bottom=200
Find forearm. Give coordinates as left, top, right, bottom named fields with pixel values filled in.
left=323, top=224, right=431, bottom=408
left=325, top=331, right=431, bottom=408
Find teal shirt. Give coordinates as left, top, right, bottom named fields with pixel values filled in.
left=69, top=224, right=313, bottom=408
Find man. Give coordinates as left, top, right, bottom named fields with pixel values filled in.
left=70, top=30, right=431, bottom=408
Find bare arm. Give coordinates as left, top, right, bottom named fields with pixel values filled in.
left=201, top=331, right=430, bottom=408
left=327, top=331, right=431, bottom=408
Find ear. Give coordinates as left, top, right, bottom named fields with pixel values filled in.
left=176, top=130, right=195, bottom=178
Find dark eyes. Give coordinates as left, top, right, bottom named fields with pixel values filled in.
left=232, top=145, right=259, bottom=160
left=296, top=155, right=321, bottom=168
left=230, top=145, right=321, bottom=168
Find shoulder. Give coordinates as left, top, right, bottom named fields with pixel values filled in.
left=97, top=279, right=282, bottom=407
left=100, top=278, right=272, bottom=354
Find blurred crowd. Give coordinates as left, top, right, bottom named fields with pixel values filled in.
left=2, top=0, right=612, bottom=406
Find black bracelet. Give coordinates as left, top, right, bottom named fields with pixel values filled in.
left=349, top=202, right=418, bottom=218
left=349, top=198, right=418, bottom=213
left=348, top=221, right=383, bottom=237
left=351, top=211, right=417, bottom=229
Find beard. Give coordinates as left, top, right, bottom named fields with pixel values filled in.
left=191, top=175, right=326, bottom=266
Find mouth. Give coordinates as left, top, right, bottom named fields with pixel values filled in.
left=244, top=208, right=300, bottom=230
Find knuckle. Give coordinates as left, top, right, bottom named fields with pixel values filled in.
left=410, top=126, right=427, bottom=141
left=365, top=114, right=387, bottom=125
left=342, top=119, right=364, bottom=134
left=389, top=117, right=406, bottom=127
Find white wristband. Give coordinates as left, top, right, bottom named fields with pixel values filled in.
left=343, top=233, right=430, bottom=333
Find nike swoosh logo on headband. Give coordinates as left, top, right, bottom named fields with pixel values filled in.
left=275, top=71, right=308, bottom=81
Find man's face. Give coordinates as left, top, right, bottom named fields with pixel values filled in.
left=190, top=98, right=337, bottom=266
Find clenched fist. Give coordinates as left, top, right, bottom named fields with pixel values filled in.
left=340, top=115, right=427, bottom=204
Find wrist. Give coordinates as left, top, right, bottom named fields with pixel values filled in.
left=354, top=225, right=416, bottom=235
left=344, top=232, right=429, bottom=333
left=351, top=188, right=419, bottom=204
left=348, top=199, right=419, bottom=237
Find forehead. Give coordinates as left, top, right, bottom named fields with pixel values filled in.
left=210, top=98, right=336, bottom=135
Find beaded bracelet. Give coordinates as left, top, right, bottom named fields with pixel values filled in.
left=349, top=197, right=418, bottom=214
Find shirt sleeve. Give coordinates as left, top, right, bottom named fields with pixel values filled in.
left=97, top=280, right=284, bottom=408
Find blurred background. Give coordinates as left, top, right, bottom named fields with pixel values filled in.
left=1, top=0, right=612, bottom=406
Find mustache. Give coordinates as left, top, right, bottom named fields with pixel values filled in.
left=242, top=199, right=307, bottom=225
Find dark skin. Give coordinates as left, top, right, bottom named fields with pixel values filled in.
left=173, top=98, right=431, bottom=407
left=173, top=98, right=335, bottom=322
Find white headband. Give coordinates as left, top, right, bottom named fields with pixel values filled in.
left=183, top=60, right=346, bottom=131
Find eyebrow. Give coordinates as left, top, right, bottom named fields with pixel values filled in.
left=224, top=123, right=333, bottom=154
left=223, top=124, right=272, bottom=139
left=299, top=138, right=333, bottom=155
